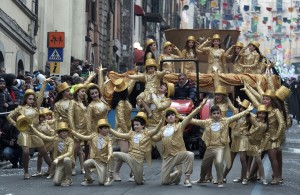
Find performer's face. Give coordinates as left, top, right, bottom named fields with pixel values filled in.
left=58, top=130, right=69, bottom=139
left=39, top=115, right=46, bottom=122
left=188, top=41, right=194, bottom=48
left=214, top=94, right=224, bottom=103
left=249, top=45, right=255, bottom=52
left=235, top=47, right=242, bottom=53
left=133, top=121, right=144, bottom=132
left=63, top=88, right=72, bottom=99
left=263, top=96, right=272, bottom=106
left=257, top=111, right=267, bottom=120
left=211, top=110, right=221, bottom=121
left=146, top=66, right=155, bottom=74
left=158, top=84, right=167, bottom=94
left=213, top=39, right=220, bottom=47
left=165, top=46, right=173, bottom=54
left=89, top=88, right=100, bottom=100
left=99, top=126, right=109, bottom=136
left=150, top=43, right=156, bottom=52
left=77, top=89, right=86, bottom=100
left=166, top=113, right=176, bottom=124
left=239, top=106, right=246, bottom=112
left=26, top=95, right=35, bottom=106
left=46, top=114, right=53, bottom=120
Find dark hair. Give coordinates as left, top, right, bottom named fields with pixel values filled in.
left=2, top=73, right=16, bottom=88
left=210, top=105, right=221, bottom=113
left=143, top=44, right=156, bottom=64
left=253, top=46, right=264, bottom=62
left=131, top=117, right=146, bottom=130
left=231, top=46, right=242, bottom=63
left=166, top=110, right=176, bottom=118
left=87, top=86, right=101, bottom=103
left=257, top=111, right=269, bottom=130
left=160, top=81, right=168, bottom=96
left=54, top=92, right=63, bottom=103
left=111, top=89, right=129, bottom=109
left=213, top=94, right=227, bottom=104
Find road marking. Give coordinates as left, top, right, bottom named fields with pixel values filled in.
left=251, top=157, right=271, bottom=195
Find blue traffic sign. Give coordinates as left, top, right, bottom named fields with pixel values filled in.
left=48, top=48, right=63, bottom=62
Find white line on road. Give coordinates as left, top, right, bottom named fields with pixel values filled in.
left=251, top=156, right=271, bottom=195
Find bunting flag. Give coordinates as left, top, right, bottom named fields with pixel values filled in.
left=266, top=7, right=272, bottom=11
left=211, top=1, right=217, bottom=8
left=283, top=17, right=288, bottom=23
left=199, top=0, right=206, bottom=6
left=255, top=6, right=261, bottom=12
left=273, top=17, right=278, bottom=22
left=288, top=7, right=294, bottom=12
left=244, top=5, right=249, bottom=11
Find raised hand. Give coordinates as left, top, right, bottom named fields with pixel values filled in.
left=247, top=103, right=254, bottom=111
left=236, top=96, right=242, bottom=104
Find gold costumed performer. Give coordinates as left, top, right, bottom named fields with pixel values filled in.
left=31, top=122, right=74, bottom=187
left=71, top=119, right=114, bottom=186
left=198, top=34, right=226, bottom=73
left=181, top=36, right=202, bottom=74
left=144, top=39, right=157, bottom=63
left=152, top=100, right=207, bottom=187
left=191, top=103, right=253, bottom=188
left=111, top=78, right=132, bottom=181
left=239, top=41, right=263, bottom=74
left=246, top=104, right=269, bottom=185
left=68, top=84, right=88, bottom=175
left=130, top=59, right=166, bottom=117
left=223, top=42, right=245, bottom=73
left=7, top=79, right=53, bottom=179
left=158, top=41, right=183, bottom=73
left=109, top=112, right=163, bottom=185
left=241, top=82, right=285, bottom=185
left=31, top=108, right=55, bottom=177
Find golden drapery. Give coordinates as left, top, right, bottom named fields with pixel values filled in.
left=104, top=71, right=280, bottom=101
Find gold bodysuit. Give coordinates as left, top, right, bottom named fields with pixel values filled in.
left=68, top=100, right=87, bottom=136
left=115, top=100, right=132, bottom=134
left=181, top=48, right=201, bottom=74
left=241, top=51, right=260, bottom=74
left=129, top=71, right=165, bottom=105
left=158, top=48, right=182, bottom=73
left=7, top=81, right=47, bottom=148
left=54, top=98, right=71, bottom=126
left=223, top=46, right=245, bottom=73
left=86, top=98, right=110, bottom=133
left=198, top=46, right=225, bottom=73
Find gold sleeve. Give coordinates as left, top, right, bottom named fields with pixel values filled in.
left=151, top=132, right=162, bottom=142
left=71, top=130, right=93, bottom=141
left=244, top=88, right=260, bottom=108
left=98, top=68, right=104, bottom=96
left=227, top=98, right=238, bottom=115
left=227, top=109, right=251, bottom=124
left=181, top=101, right=206, bottom=131
left=147, top=120, right=163, bottom=137
left=266, top=71, right=275, bottom=91
left=243, top=54, right=259, bottom=68
left=173, top=47, right=183, bottom=58
left=6, top=106, right=20, bottom=127
left=107, top=138, right=113, bottom=162
left=181, top=49, right=187, bottom=58
left=274, top=109, right=285, bottom=141
left=223, top=45, right=234, bottom=59
left=153, top=98, right=171, bottom=111
left=197, top=40, right=210, bottom=51
left=109, top=128, right=130, bottom=140
left=156, top=70, right=166, bottom=78
left=57, top=139, right=74, bottom=161
left=31, top=125, right=55, bottom=142
left=247, top=84, right=262, bottom=103
left=86, top=105, right=93, bottom=134
left=146, top=52, right=153, bottom=60
left=37, top=80, right=47, bottom=109
left=128, top=74, right=146, bottom=82
left=68, top=100, right=76, bottom=131
left=189, top=118, right=206, bottom=127
left=261, top=129, right=269, bottom=150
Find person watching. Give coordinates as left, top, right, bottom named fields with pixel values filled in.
left=173, top=73, right=196, bottom=102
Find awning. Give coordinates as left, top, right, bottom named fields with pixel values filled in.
left=134, top=4, right=145, bottom=16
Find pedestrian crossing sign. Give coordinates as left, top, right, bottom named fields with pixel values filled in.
left=50, top=62, right=60, bottom=74
left=48, top=48, right=63, bottom=62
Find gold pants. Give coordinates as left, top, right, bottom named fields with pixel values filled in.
left=161, top=151, right=194, bottom=185
left=113, top=152, right=144, bottom=184
left=53, top=157, right=75, bottom=186
left=200, top=147, right=224, bottom=184
left=83, top=159, right=107, bottom=185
